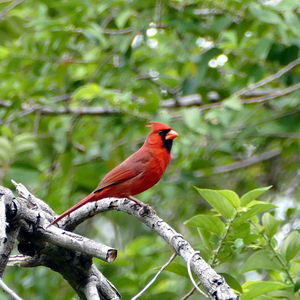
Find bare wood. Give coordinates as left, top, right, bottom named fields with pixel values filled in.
left=0, top=195, right=7, bottom=249
left=84, top=280, right=100, bottom=300
left=45, top=226, right=117, bottom=262
left=0, top=188, right=20, bottom=277
left=11, top=181, right=117, bottom=263
left=2, top=184, right=120, bottom=300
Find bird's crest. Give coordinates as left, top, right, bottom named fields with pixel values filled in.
left=146, top=121, right=172, bottom=132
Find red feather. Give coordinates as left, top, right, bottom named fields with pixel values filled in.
left=48, top=121, right=179, bottom=227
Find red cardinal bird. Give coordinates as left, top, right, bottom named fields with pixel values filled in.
left=48, top=121, right=179, bottom=227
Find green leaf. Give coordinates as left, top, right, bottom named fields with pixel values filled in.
left=165, top=263, right=188, bottom=278
left=223, top=95, right=242, bottom=111
left=234, top=203, right=276, bottom=226
left=241, top=250, right=282, bottom=273
left=262, top=213, right=281, bottom=238
left=195, top=188, right=236, bottom=219
left=116, top=10, right=133, bottom=28
left=294, top=279, right=300, bottom=292
left=14, top=133, right=36, bottom=153
left=249, top=3, right=283, bottom=25
left=219, top=273, right=243, bottom=293
left=242, top=281, right=290, bottom=300
left=241, top=186, right=272, bottom=206
left=282, top=231, right=300, bottom=261
left=0, top=46, right=9, bottom=59
left=184, top=214, right=225, bottom=235
left=0, top=137, right=13, bottom=163
left=218, top=190, right=240, bottom=209
left=72, top=83, right=101, bottom=101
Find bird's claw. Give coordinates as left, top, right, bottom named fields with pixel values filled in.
left=138, top=204, right=156, bottom=216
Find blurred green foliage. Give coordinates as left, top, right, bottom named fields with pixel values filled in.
left=0, top=0, right=300, bottom=299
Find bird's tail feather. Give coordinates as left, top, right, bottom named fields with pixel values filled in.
left=47, top=192, right=97, bottom=227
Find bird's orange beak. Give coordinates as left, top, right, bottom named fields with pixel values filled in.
left=165, top=129, right=179, bottom=140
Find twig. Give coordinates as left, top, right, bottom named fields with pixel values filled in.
left=236, top=57, right=300, bottom=96
left=101, top=28, right=133, bottom=34
left=250, top=221, right=295, bottom=284
left=198, top=82, right=300, bottom=111
left=131, top=253, right=177, bottom=300
left=182, top=214, right=238, bottom=300
left=187, top=251, right=208, bottom=298
left=195, top=148, right=281, bottom=177
left=0, top=279, right=23, bottom=300
left=1, top=80, right=298, bottom=118
left=241, top=82, right=300, bottom=104
left=0, top=0, right=25, bottom=20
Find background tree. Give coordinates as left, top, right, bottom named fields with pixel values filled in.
left=0, top=0, right=300, bottom=299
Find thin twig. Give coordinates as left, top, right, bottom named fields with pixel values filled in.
left=0, top=279, right=23, bottom=300
left=182, top=214, right=238, bottom=300
left=250, top=221, right=295, bottom=284
left=131, top=253, right=177, bottom=300
left=0, top=0, right=25, bottom=20
left=236, top=57, right=300, bottom=96
left=195, top=149, right=281, bottom=177
left=187, top=251, right=208, bottom=298
left=242, top=82, right=300, bottom=104
left=198, top=82, right=300, bottom=112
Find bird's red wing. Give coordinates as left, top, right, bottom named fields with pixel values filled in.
left=93, top=166, right=141, bottom=193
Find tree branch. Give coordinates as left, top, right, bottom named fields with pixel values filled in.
left=2, top=184, right=120, bottom=300
left=0, top=0, right=25, bottom=20
left=236, top=57, right=300, bottom=96
left=0, top=187, right=21, bottom=277
left=57, top=198, right=239, bottom=300
left=45, top=226, right=117, bottom=262
left=1, top=181, right=239, bottom=299
left=194, top=148, right=281, bottom=177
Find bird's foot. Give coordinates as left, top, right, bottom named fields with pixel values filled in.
left=128, top=196, right=156, bottom=216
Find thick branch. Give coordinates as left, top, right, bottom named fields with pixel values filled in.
left=1, top=184, right=120, bottom=300
left=45, top=226, right=117, bottom=262
left=58, top=199, right=239, bottom=300
left=0, top=187, right=20, bottom=277
left=0, top=195, right=7, bottom=247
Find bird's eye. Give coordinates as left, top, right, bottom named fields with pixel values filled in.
left=158, top=130, right=164, bottom=134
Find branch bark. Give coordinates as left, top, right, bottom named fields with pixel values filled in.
left=1, top=184, right=120, bottom=300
